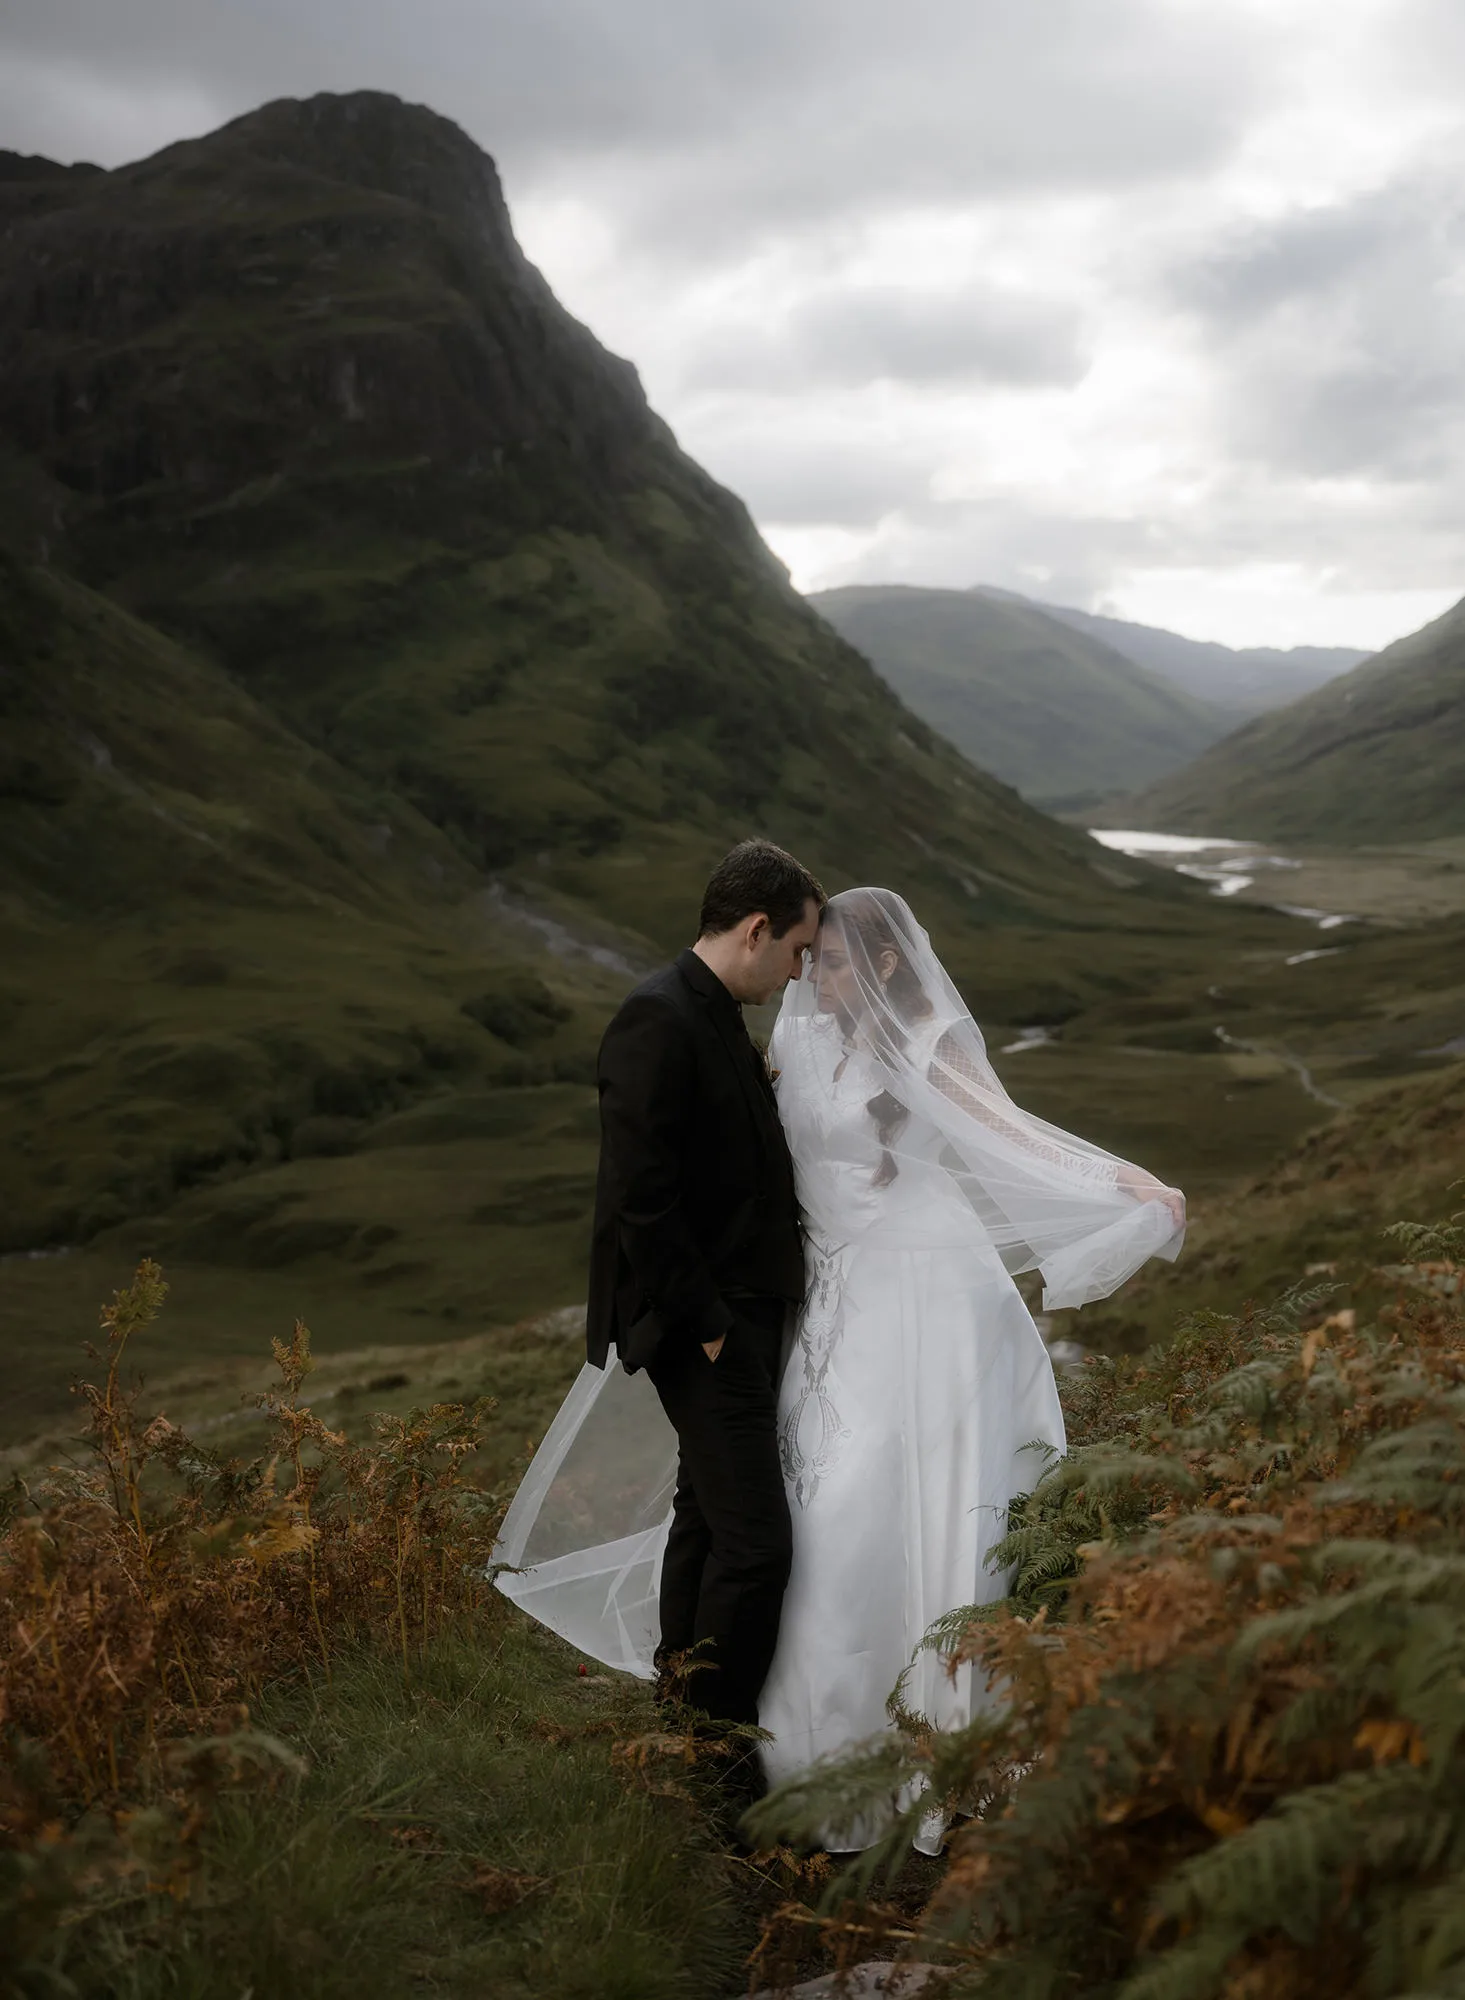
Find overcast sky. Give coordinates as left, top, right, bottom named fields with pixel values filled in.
left=5, top=1, right=1464, bottom=649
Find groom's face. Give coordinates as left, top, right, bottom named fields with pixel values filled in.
left=739, top=898, right=822, bottom=1005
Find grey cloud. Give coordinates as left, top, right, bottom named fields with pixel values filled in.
left=1174, top=202, right=1403, bottom=326
left=1168, top=176, right=1465, bottom=481
left=791, top=285, right=1087, bottom=389
left=822, top=464, right=1465, bottom=610
left=1375, top=0, right=1465, bottom=93
left=681, top=281, right=1087, bottom=395
left=693, top=429, right=933, bottom=529
left=1236, top=359, right=1465, bottom=483
left=527, top=1, right=1270, bottom=264
left=867, top=498, right=1173, bottom=603
left=3, top=0, right=1266, bottom=246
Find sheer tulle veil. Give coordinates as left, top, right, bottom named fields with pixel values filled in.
left=773, top=886, right=1184, bottom=1310
left=493, top=887, right=1185, bottom=1674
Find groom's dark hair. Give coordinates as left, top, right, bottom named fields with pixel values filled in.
left=699, top=839, right=825, bottom=939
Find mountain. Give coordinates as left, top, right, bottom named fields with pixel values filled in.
left=1111, top=594, right=1465, bottom=843
left=0, top=92, right=1257, bottom=1434
left=809, top=583, right=1232, bottom=809
left=976, top=588, right=1367, bottom=722
left=0, top=93, right=1146, bottom=951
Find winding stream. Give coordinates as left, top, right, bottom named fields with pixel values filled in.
left=993, top=831, right=1370, bottom=1115
left=1089, top=829, right=1358, bottom=930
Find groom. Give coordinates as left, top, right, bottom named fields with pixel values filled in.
left=587, top=838, right=824, bottom=1729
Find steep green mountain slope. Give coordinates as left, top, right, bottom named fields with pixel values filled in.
left=982, top=588, right=1366, bottom=721
left=0, top=93, right=1170, bottom=948
left=810, top=583, right=1231, bottom=808
left=1115, top=594, right=1465, bottom=842
left=4, top=92, right=1303, bottom=1438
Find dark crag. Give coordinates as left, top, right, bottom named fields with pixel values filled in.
left=0, top=90, right=1161, bottom=929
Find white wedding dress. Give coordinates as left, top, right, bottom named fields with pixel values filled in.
left=494, top=889, right=1184, bottom=1853
left=757, top=1010, right=1067, bottom=1850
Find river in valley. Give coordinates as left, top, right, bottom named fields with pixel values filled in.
left=1089, top=829, right=1357, bottom=942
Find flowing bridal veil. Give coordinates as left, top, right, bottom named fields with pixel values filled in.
left=495, top=890, right=1185, bottom=1710
left=769, top=886, right=1183, bottom=1312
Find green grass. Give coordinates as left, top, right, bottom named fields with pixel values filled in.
left=50, top=1620, right=749, bottom=2000
left=749, top=1211, right=1465, bottom=1999
left=1051, top=1054, right=1465, bottom=1357
left=6, top=893, right=1461, bottom=1450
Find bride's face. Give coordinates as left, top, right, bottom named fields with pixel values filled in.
left=812, top=926, right=898, bottom=1020
left=811, top=929, right=857, bottom=1016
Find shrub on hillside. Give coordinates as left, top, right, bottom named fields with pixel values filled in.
left=753, top=1215, right=1465, bottom=2000
left=0, top=1263, right=501, bottom=1984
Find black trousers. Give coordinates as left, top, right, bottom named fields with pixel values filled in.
left=647, top=1296, right=792, bottom=1727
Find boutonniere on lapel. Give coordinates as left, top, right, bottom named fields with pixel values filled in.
left=753, top=1038, right=781, bottom=1087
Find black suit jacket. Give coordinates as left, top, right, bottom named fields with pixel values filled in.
left=586, top=949, right=805, bottom=1372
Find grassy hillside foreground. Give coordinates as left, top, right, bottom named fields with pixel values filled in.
left=751, top=1202, right=1465, bottom=1998
left=4, top=1065, right=1462, bottom=1996
left=0, top=1270, right=755, bottom=2000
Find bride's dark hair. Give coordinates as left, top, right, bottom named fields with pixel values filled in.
left=829, top=889, right=933, bottom=1189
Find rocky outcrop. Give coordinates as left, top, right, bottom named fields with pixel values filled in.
left=0, top=93, right=679, bottom=530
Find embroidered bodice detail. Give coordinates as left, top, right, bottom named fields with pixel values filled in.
left=778, top=1238, right=853, bottom=1509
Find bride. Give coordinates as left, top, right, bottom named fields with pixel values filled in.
left=757, top=887, right=1182, bottom=1847
left=495, top=888, right=1184, bottom=1849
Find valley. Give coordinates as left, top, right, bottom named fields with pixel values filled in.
left=1089, top=826, right=1465, bottom=925
left=0, top=94, right=1296, bottom=1450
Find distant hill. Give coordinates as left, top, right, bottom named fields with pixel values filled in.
left=1111, top=595, right=1465, bottom=843
left=0, top=90, right=1247, bottom=1425
left=975, top=588, right=1367, bottom=722
left=809, top=583, right=1232, bottom=809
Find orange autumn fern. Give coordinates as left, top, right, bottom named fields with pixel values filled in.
left=753, top=1217, right=1465, bottom=2000
left=1, top=1262, right=501, bottom=1974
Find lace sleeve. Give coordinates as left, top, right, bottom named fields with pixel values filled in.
left=928, top=1031, right=1120, bottom=1187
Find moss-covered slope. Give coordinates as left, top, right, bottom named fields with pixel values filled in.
left=811, top=583, right=1231, bottom=809
left=0, top=91, right=1145, bottom=940
left=1116, top=594, right=1465, bottom=842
